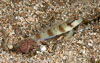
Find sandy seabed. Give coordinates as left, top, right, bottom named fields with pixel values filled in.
left=0, top=0, right=100, bottom=63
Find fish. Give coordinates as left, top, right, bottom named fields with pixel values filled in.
left=30, top=16, right=83, bottom=41
left=13, top=16, right=83, bottom=54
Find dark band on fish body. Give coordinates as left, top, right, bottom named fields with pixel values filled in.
left=47, top=29, right=54, bottom=36
left=58, top=25, right=65, bottom=32
left=35, top=34, right=41, bottom=39
left=67, top=22, right=73, bottom=27
left=66, top=21, right=74, bottom=27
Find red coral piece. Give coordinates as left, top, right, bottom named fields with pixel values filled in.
left=20, top=41, right=30, bottom=53
left=13, top=39, right=40, bottom=54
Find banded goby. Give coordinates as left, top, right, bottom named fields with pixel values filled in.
left=30, top=17, right=83, bottom=41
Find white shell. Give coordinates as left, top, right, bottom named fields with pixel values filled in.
left=40, top=45, right=47, bottom=52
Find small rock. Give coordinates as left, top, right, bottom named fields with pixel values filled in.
left=88, top=42, right=93, bottom=46
left=40, top=45, right=47, bottom=52
left=8, top=44, right=13, bottom=49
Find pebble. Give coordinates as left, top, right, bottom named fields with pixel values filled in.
left=0, top=32, right=2, bottom=36
left=88, top=42, right=93, bottom=46
left=8, top=44, right=13, bottom=49
left=40, top=45, right=47, bottom=52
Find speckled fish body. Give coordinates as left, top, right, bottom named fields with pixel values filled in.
left=30, top=17, right=83, bottom=41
